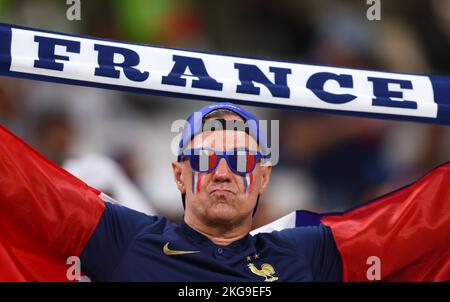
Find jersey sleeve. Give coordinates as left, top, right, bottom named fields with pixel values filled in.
left=80, top=202, right=158, bottom=281
left=279, top=224, right=342, bottom=281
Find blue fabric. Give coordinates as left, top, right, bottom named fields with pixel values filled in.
left=80, top=202, right=342, bottom=282
left=0, top=24, right=11, bottom=72
left=295, top=210, right=325, bottom=227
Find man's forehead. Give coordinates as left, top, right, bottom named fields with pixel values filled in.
left=187, top=129, right=259, bottom=150
left=184, top=113, right=261, bottom=150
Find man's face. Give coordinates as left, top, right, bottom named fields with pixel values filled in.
left=172, top=114, right=272, bottom=227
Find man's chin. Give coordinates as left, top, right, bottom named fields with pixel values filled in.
left=206, top=204, right=239, bottom=223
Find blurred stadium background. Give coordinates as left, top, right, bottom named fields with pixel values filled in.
left=1, top=0, right=450, bottom=228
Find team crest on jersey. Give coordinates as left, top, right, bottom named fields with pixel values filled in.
left=246, top=254, right=279, bottom=282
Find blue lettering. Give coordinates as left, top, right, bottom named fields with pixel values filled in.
left=306, top=72, right=356, bottom=104
left=368, top=77, right=416, bottom=109
left=94, top=44, right=149, bottom=82
left=235, top=63, right=291, bottom=98
left=161, top=55, right=223, bottom=90
left=33, top=36, right=80, bottom=71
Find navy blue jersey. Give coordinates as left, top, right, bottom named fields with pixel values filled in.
left=80, top=202, right=342, bottom=282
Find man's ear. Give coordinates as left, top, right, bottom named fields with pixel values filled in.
left=172, top=161, right=186, bottom=194
left=258, top=165, right=272, bottom=195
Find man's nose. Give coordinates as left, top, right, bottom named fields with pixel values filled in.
left=212, top=158, right=232, bottom=181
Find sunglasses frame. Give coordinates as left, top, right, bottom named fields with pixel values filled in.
left=178, top=147, right=270, bottom=175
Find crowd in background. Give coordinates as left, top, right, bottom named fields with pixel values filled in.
left=1, top=0, right=450, bottom=228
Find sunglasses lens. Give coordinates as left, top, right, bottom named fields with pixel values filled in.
left=188, top=149, right=257, bottom=174
left=190, top=149, right=218, bottom=172
left=230, top=150, right=256, bottom=174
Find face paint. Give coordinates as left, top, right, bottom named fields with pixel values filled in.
left=191, top=171, right=203, bottom=193
left=243, top=172, right=253, bottom=192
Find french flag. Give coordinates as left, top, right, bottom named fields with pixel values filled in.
left=0, top=125, right=105, bottom=281
left=236, top=150, right=255, bottom=174
left=199, top=150, right=217, bottom=171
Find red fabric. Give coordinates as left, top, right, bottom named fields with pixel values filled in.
left=322, top=163, right=450, bottom=282
left=0, top=126, right=105, bottom=281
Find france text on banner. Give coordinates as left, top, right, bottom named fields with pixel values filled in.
left=0, top=23, right=450, bottom=124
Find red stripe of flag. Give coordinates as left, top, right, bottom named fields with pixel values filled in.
left=0, top=126, right=105, bottom=281
left=322, top=162, right=450, bottom=281
left=246, top=153, right=255, bottom=172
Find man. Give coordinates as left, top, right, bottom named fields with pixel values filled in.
left=81, top=102, right=342, bottom=281
left=0, top=102, right=448, bottom=282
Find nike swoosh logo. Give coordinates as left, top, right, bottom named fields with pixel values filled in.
left=163, top=242, right=200, bottom=256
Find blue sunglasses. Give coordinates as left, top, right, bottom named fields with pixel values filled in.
left=178, top=148, right=270, bottom=174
